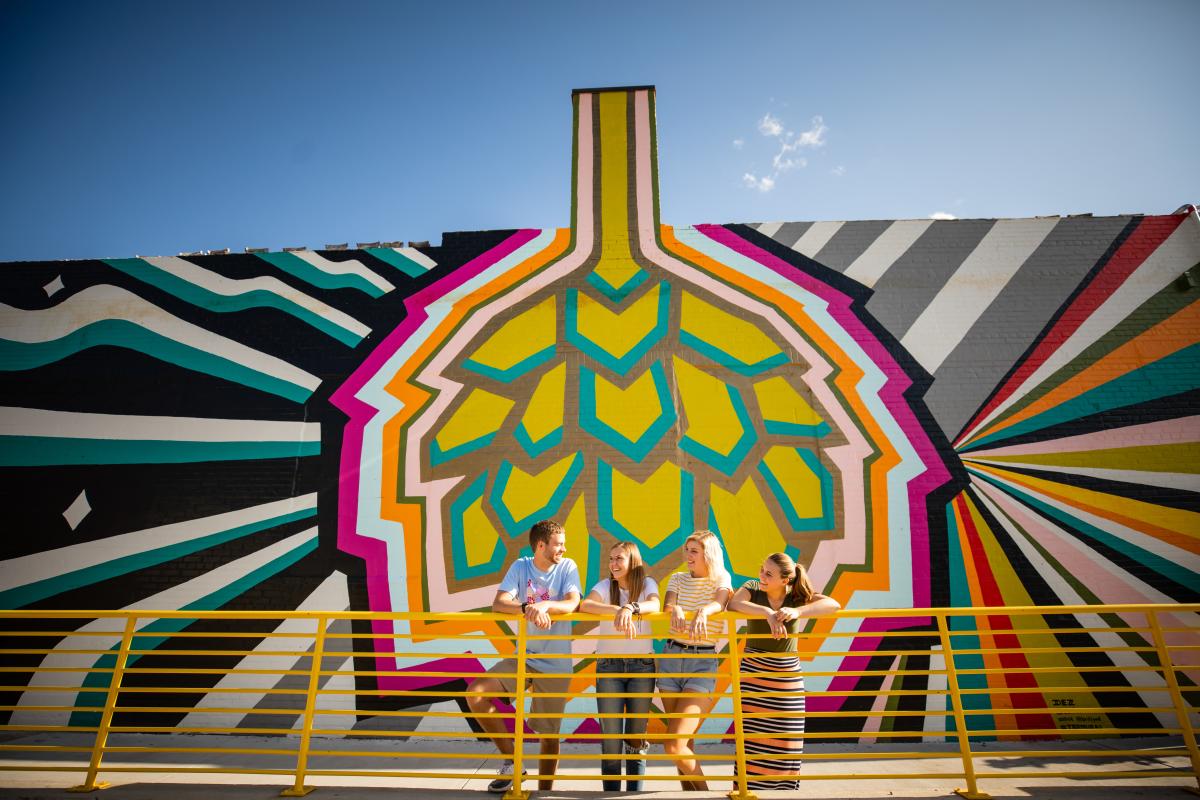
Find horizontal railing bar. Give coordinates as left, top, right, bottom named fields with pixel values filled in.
left=0, top=745, right=94, bottom=753
left=99, top=746, right=296, bottom=756
left=0, top=603, right=1194, bottom=621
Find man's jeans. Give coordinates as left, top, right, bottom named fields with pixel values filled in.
left=596, top=656, right=655, bottom=791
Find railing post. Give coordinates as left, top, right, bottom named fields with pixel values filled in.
left=727, top=620, right=757, bottom=800
left=282, top=614, right=327, bottom=797
left=936, top=612, right=991, bottom=800
left=504, top=619, right=530, bottom=800
left=1147, top=609, right=1200, bottom=795
left=69, top=614, right=137, bottom=793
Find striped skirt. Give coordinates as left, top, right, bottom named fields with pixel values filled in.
left=741, top=650, right=804, bottom=790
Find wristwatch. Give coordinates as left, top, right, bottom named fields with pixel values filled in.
left=521, top=601, right=529, bottom=613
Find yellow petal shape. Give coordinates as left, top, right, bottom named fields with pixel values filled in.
left=465, top=295, right=556, bottom=374
left=521, top=362, right=567, bottom=444
left=709, top=476, right=789, bottom=578
left=610, top=462, right=683, bottom=550
left=434, top=389, right=514, bottom=453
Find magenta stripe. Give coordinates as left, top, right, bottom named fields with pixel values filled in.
left=694, top=224, right=952, bottom=610
left=329, top=229, right=541, bottom=685
left=693, top=224, right=952, bottom=711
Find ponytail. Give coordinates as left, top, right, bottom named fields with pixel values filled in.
left=768, top=552, right=814, bottom=607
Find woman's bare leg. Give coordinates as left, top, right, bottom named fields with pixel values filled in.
left=662, top=694, right=716, bottom=791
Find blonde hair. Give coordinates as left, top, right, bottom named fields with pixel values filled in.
left=607, top=541, right=647, bottom=606
left=684, top=530, right=728, bottom=584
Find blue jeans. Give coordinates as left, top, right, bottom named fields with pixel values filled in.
left=596, top=656, right=655, bottom=791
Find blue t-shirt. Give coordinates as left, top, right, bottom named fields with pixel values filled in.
left=498, top=556, right=581, bottom=674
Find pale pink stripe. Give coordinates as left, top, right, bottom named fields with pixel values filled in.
left=403, top=96, right=597, bottom=613
left=630, top=90, right=872, bottom=590
left=860, top=661, right=896, bottom=741
left=971, top=476, right=1198, bottom=662
left=968, top=415, right=1200, bottom=459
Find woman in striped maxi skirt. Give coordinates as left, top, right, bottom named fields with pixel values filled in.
left=742, top=650, right=805, bottom=788
left=729, top=553, right=841, bottom=791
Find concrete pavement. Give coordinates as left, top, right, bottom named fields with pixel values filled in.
left=0, top=733, right=1194, bottom=799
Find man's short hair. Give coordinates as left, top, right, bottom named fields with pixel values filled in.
left=529, top=519, right=564, bottom=551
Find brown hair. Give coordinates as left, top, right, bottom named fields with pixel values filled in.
left=529, top=519, right=564, bottom=552
left=767, top=552, right=814, bottom=607
left=607, top=541, right=647, bottom=606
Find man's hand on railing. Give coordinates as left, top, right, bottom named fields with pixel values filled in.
left=524, top=602, right=553, bottom=630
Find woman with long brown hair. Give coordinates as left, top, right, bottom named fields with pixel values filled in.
left=727, top=552, right=840, bottom=790
left=580, top=540, right=660, bottom=790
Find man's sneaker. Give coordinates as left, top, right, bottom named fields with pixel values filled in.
left=487, top=760, right=525, bottom=794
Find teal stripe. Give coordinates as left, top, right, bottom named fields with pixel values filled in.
left=449, top=473, right=506, bottom=580
left=363, top=248, right=429, bottom=279
left=566, top=283, right=670, bottom=377
left=757, top=448, right=834, bottom=531
left=586, top=266, right=648, bottom=303
left=578, top=363, right=676, bottom=463
left=945, top=502, right=995, bottom=734
left=763, top=419, right=830, bottom=438
left=429, top=431, right=500, bottom=466
left=0, top=507, right=317, bottom=608
left=0, top=436, right=319, bottom=466
left=0, top=319, right=313, bottom=402
left=70, top=534, right=319, bottom=726
left=489, top=454, right=583, bottom=537
left=963, top=344, right=1200, bottom=451
left=461, top=345, right=556, bottom=383
left=596, top=458, right=694, bottom=565
left=678, top=384, right=757, bottom=476
left=514, top=423, right=562, bottom=459
left=104, top=259, right=363, bottom=346
left=255, top=251, right=386, bottom=297
left=679, top=331, right=789, bottom=376
left=967, top=468, right=1198, bottom=589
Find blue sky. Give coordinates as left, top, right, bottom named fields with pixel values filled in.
left=1, top=0, right=1197, bottom=262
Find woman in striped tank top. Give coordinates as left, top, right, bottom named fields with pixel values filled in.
left=727, top=552, right=840, bottom=790
left=659, top=530, right=732, bottom=791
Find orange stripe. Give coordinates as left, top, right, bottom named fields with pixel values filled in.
left=976, top=299, right=1200, bottom=442
left=378, top=228, right=572, bottom=640
left=970, top=462, right=1200, bottom=553
left=659, top=225, right=899, bottom=603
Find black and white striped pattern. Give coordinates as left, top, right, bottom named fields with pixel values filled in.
left=741, top=651, right=805, bottom=790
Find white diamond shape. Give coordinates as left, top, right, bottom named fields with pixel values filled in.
left=64, top=490, right=91, bottom=530
left=43, top=275, right=65, bottom=297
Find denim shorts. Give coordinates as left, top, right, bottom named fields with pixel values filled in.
left=655, top=640, right=718, bottom=695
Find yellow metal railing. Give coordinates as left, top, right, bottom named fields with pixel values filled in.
left=0, top=604, right=1196, bottom=799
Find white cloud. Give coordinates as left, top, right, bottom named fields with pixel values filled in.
left=831, top=165, right=846, bottom=177
left=757, top=113, right=783, bottom=137
left=929, top=212, right=957, bottom=220
left=795, top=115, right=827, bottom=148
left=772, top=150, right=808, bottom=172
left=741, top=111, right=830, bottom=191
left=742, top=172, right=775, bottom=192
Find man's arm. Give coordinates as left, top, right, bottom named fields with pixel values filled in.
left=535, top=590, right=580, bottom=616
left=492, top=590, right=522, bottom=615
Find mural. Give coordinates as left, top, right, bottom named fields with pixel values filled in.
left=0, top=86, right=1196, bottom=741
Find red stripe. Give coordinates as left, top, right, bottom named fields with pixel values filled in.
left=957, top=494, right=1057, bottom=736
left=955, top=213, right=1188, bottom=448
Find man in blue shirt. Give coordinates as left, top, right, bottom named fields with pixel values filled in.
left=466, top=519, right=581, bottom=793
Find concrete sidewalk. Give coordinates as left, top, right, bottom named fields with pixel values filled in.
left=0, top=733, right=1194, bottom=799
